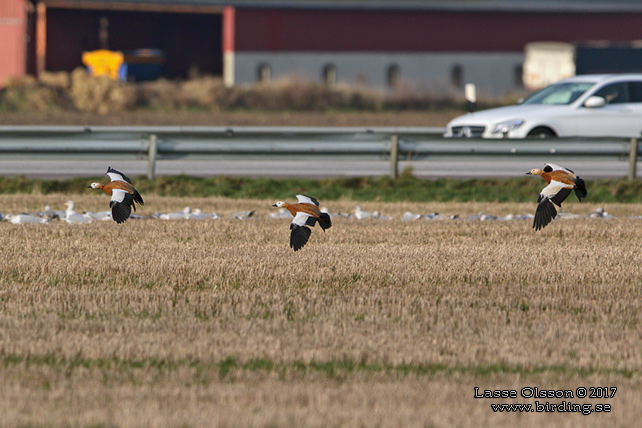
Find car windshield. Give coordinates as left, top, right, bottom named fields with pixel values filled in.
left=520, top=82, right=596, bottom=105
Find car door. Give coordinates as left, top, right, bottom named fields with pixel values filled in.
left=626, top=81, right=642, bottom=136
left=574, top=82, right=640, bottom=138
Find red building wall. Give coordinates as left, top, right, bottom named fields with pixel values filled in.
left=0, top=0, right=28, bottom=85
left=234, top=9, right=642, bottom=52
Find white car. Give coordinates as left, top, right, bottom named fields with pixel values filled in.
left=444, top=74, right=642, bottom=138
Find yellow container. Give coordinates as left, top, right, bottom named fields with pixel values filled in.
left=82, top=50, right=125, bottom=80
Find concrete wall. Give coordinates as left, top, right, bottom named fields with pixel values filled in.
left=234, top=51, right=525, bottom=98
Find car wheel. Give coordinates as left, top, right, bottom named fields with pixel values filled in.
left=527, top=127, right=556, bottom=138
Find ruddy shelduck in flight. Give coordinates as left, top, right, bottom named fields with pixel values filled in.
left=527, top=163, right=587, bottom=231
left=272, top=194, right=332, bottom=251
left=87, top=167, right=144, bottom=224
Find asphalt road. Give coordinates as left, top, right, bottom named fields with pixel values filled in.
left=0, top=158, right=634, bottom=179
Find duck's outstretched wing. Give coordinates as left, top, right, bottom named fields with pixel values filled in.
left=290, top=211, right=313, bottom=251
left=296, top=194, right=320, bottom=206
left=109, top=189, right=133, bottom=223
left=533, top=181, right=572, bottom=231
left=544, top=163, right=574, bottom=174
left=534, top=196, right=557, bottom=231
left=106, top=166, right=133, bottom=184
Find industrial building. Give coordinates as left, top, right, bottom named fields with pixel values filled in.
left=2, top=0, right=642, bottom=98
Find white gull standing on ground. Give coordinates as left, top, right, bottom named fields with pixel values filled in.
left=5, top=214, right=49, bottom=224
left=160, top=207, right=192, bottom=220
left=185, top=208, right=220, bottom=220
left=64, top=201, right=93, bottom=224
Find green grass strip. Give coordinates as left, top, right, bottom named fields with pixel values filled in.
left=3, top=174, right=642, bottom=203
left=2, top=354, right=636, bottom=380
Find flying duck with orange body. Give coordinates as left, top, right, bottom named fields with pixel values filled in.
left=527, top=163, right=587, bottom=231
left=87, top=167, right=144, bottom=224
left=272, top=195, right=332, bottom=251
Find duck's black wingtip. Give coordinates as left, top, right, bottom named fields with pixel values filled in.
left=318, top=212, right=332, bottom=231
left=110, top=200, right=132, bottom=224
left=574, top=177, right=588, bottom=201
left=290, top=224, right=311, bottom=251
left=533, top=197, right=557, bottom=231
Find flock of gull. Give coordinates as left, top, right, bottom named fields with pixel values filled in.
left=0, top=200, right=615, bottom=225
left=0, top=201, right=233, bottom=224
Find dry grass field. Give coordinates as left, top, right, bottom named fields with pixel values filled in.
left=1, top=194, right=641, bottom=427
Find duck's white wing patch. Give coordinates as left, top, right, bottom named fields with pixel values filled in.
left=106, top=167, right=132, bottom=183
left=541, top=180, right=573, bottom=207
left=107, top=172, right=126, bottom=182
left=541, top=180, right=573, bottom=198
left=296, top=194, right=319, bottom=206
left=110, top=188, right=127, bottom=203
left=291, top=211, right=312, bottom=226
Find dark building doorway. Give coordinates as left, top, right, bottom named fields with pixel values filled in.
left=42, top=8, right=223, bottom=79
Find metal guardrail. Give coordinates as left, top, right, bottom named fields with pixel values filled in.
left=0, top=126, right=639, bottom=180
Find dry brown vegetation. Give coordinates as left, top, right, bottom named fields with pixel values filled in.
left=0, top=195, right=641, bottom=427
left=1, top=71, right=468, bottom=116
left=0, top=70, right=464, bottom=128
left=0, top=108, right=456, bottom=127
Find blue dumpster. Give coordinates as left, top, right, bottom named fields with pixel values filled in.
left=124, top=49, right=165, bottom=81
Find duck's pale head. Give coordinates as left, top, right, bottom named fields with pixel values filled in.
left=527, top=168, right=544, bottom=176
left=87, top=182, right=103, bottom=189
left=272, top=201, right=286, bottom=208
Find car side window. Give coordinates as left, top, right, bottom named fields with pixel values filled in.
left=628, top=82, right=642, bottom=102
left=593, top=82, right=629, bottom=104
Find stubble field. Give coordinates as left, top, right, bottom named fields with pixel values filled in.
left=0, top=194, right=641, bottom=427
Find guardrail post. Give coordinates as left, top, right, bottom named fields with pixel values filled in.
left=628, top=138, right=638, bottom=181
left=390, top=134, right=399, bottom=179
left=148, top=134, right=157, bottom=180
